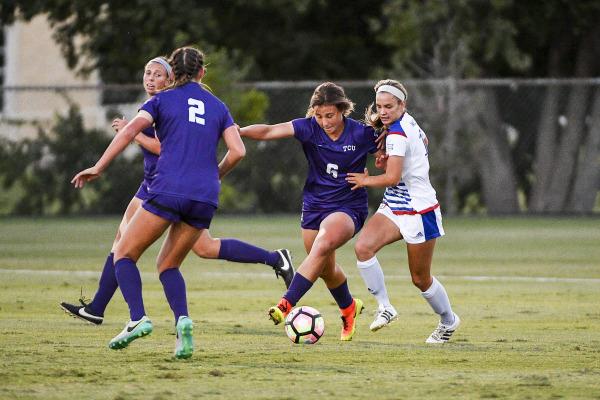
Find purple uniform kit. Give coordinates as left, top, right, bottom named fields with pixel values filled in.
left=292, top=116, right=378, bottom=232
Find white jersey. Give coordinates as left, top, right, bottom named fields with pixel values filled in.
left=382, top=112, right=439, bottom=214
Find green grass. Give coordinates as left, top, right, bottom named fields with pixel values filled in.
left=0, top=216, right=599, bottom=399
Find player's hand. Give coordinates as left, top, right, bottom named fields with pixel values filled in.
left=375, top=153, right=389, bottom=170
left=71, top=166, right=101, bottom=188
left=111, top=117, right=127, bottom=133
left=346, top=168, right=370, bottom=190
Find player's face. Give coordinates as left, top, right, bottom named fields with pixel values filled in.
left=143, top=62, right=170, bottom=95
left=376, top=92, right=405, bottom=127
left=313, top=104, right=344, bottom=136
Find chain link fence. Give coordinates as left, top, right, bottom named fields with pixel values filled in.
left=1, top=78, right=599, bottom=215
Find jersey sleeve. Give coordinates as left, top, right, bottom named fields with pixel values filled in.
left=291, top=118, right=313, bottom=142
left=365, top=126, right=379, bottom=154
left=220, top=105, right=235, bottom=134
left=140, top=95, right=160, bottom=122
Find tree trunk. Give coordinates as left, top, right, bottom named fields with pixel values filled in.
left=470, top=89, right=519, bottom=214
left=544, top=26, right=598, bottom=212
left=529, top=34, right=573, bottom=212
left=569, top=89, right=600, bottom=212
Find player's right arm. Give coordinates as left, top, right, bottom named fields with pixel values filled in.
left=239, top=122, right=295, bottom=140
left=112, top=117, right=161, bottom=155
left=72, top=113, right=152, bottom=188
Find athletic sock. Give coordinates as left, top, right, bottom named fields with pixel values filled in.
left=218, top=239, right=280, bottom=267
left=159, top=268, right=188, bottom=323
left=88, top=253, right=117, bottom=316
left=114, top=258, right=146, bottom=321
left=421, top=276, right=455, bottom=325
left=357, top=256, right=392, bottom=308
left=282, top=272, right=313, bottom=306
left=328, top=279, right=354, bottom=310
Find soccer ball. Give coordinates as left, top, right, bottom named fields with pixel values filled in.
left=284, top=306, right=325, bottom=344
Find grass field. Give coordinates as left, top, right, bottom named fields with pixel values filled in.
left=1, top=215, right=599, bottom=399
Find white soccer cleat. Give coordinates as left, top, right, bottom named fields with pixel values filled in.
left=426, top=312, right=460, bottom=344
left=369, top=304, right=399, bottom=332
left=108, top=316, right=153, bottom=350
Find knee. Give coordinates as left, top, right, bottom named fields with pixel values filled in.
left=312, top=238, right=335, bottom=256
left=354, top=239, right=375, bottom=261
left=192, top=237, right=220, bottom=259
left=411, top=274, right=432, bottom=292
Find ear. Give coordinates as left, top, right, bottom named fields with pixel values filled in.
left=196, top=68, right=206, bottom=80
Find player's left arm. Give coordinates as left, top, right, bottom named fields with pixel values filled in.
left=218, top=125, right=246, bottom=179
left=346, top=155, right=403, bottom=190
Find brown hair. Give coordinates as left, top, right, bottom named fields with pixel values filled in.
left=306, top=82, right=355, bottom=117
left=166, top=47, right=205, bottom=89
left=364, top=79, right=407, bottom=131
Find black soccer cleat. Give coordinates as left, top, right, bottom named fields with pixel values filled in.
left=60, top=299, right=104, bottom=325
left=274, top=249, right=295, bottom=288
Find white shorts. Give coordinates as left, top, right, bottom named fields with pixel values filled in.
left=376, top=203, right=445, bottom=244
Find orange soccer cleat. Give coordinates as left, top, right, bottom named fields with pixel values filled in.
left=340, top=298, right=364, bottom=341
left=268, top=297, right=292, bottom=325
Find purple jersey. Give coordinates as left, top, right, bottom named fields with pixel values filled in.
left=140, top=82, right=234, bottom=206
left=139, top=126, right=158, bottom=182
left=292, top=117, right=378, bottom=210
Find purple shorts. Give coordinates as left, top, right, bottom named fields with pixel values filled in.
left=134, top=180, right=151, bottom=201
left=142, top=193, right=216, bottom=229
left=301, top=207, right=368, bottom=235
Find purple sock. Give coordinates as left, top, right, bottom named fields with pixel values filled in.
left=159, top=268, right=188, bottom=323
left=114, top=258, right=146, bottom=321
left=88, top=253, right=117, bottom=316
left=218, top=239, right=280, bottom=267
left=329, top=280, right=353, bottom=309
left=282, top=273, right=313, bottom=306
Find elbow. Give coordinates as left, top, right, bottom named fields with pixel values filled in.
left=233, top=144, right=246, bottom=161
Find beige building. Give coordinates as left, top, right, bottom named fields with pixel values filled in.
left=1, top=15, right=108, bottom=140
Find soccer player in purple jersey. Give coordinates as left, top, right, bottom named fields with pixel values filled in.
left=347, top=79, right=460, bottom=343
left=240, top=82, right=382, bottom=341
left=61, top=58, right=293, bottom=328
left=71, top=47, right=247, bottom=358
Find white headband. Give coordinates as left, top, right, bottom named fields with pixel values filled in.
left=149, top=57, right=173, bottom=79
left=376, top=85, right=406, bottom=102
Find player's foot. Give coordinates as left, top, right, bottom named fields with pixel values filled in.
left=426, top=313, right=460, bottom=344
left=370, top=304, right=398, bottom=332
left=268, top=298, right=292, bottom=325
left=273, top=249, right=295, bottom=288
left=340, top=298, right=364, bottom=341
left=174, top=316, right=194, bottom=359
left=109, top=316, right=153, bottom=350
left=59, top=299, right=103, bottom=325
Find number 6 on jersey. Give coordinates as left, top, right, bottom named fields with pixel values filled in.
left=188, top=98, right=206, bottom=125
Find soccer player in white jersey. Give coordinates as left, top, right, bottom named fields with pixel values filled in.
left=346, top=79, right=460, bottom=343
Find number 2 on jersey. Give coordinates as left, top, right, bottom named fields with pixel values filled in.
left=188, top=98, right=206, bottom=125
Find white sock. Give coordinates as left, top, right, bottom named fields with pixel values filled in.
left=357, top=256, right=392, bottom=308
left=421, top=276, right=454, bottom=325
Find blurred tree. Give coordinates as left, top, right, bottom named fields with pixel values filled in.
left=375, top=0, right=600, bottom=214
left=1, top=0, right=390, bottom=82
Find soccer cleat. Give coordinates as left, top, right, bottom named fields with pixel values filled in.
left=340, top=298, right=364, bottom=341
left=370, top=304, right=399, bottom=332
left=108, top=316, right=153, bottom=350
left=174, top=316, right=194, bottom=359
left=268, top=298, right=292, bottom=325
left=426, top=313, right=460, bottom=344
left=59, top=299, right=104, bottom=325
left=273, top=249, right=295, bottom=288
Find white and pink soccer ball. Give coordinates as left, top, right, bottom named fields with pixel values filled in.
left=284, top=306, right=325, bottom=344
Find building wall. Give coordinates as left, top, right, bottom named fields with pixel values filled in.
left=1, top=14, right=103, bottom=139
